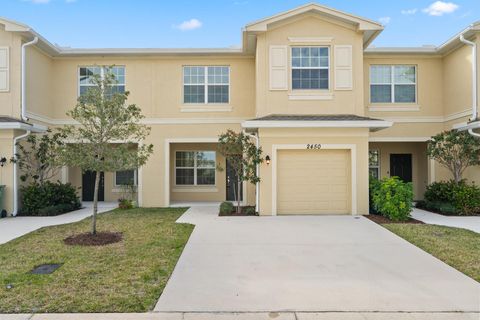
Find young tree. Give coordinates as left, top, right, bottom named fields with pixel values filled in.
left=13, top=129, right=66, bottom=184
left=217, top=130, right=263, bottom=213
left=427, top=130, right=480, bottom=183
left=58, top=68, right=153, bottom=235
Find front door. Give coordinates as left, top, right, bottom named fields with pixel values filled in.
left=226, top=159, right=242, bottom=202
left=390, top=154, right=412, bottom=182
left=82, top=171, right=104, bottom=201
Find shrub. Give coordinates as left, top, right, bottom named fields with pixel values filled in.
left=20, top=181, right=81, bottom=216
left=219, top=201, right=234, bottom=215
left=369, top=176, right=381, bottom=214
left=372, top=176, right=413, bottom=222
left=118, top=198, right=134, bottom=210
left=243, top=206, right=256, bottom=215
left=423, top=180, right=480, bottom=215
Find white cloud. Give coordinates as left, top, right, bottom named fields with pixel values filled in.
left=423, top=1, right=459, bottom=16
left=378, top=17, right=391, bottom=25
left=401, top=8, right=418, bottom=15
left=173, top=19, right=203, bottom=31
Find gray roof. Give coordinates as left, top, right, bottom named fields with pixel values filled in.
left=249, top=114, right=382, bottom=121
left=0, top=116, right=30, bottom=124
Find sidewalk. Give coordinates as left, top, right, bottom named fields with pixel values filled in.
left=1, top=312, right=479, bottom=319
left=0, top=202, right=117, bottom=244
left=411, top=208, right=480, bottom=233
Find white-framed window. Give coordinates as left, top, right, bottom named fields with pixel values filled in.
left=370, top=65, right=416, bottom=103
left=291, top=46, right=329, bottom=90
left=115, top=170, right=137, bottom=186
left=369, top=150, right=380, bottom=179
left=183, top=66, right=229, bottom=104
left=175, top=151, right=216, bottom=186
left=78, top=66, right=125, bottom=96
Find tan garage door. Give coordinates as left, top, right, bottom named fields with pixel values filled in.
left=277, top=149, right=351, bottom=215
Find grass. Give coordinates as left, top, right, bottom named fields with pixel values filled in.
left=384, top=224, right=480, bottom=282
left=0, top=207, right=194, bottom=313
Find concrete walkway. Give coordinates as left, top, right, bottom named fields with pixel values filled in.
left=1, top=311, right=479, bottom=319
left=0, top=202, right=117, bottom=244
left=411, top=208, right=480, bottom=233
left=156, top=206, right=480, bottom=313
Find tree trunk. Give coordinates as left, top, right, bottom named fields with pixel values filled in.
left=236, top=179, right=241, bottom=214
left=92, top=170, right=100, bottom=235
left=453, top=166, right=462, bottom=183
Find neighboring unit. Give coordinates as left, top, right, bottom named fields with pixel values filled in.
left=0, top=3, right=479, bottom=215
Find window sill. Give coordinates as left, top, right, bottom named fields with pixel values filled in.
left=172, top=187, right=218, bottom=193
left=288, top=92, right=334, bottom=101
left=112, top=187, right=138, bottom=193
left=368, top=105, right=420, bottom=112
left=181, top=105, right=232, bottom=113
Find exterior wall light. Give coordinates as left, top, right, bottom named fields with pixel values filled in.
left=265, top=155, right=271, bottom=165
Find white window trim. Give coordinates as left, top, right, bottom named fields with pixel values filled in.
left=271, top=144, right=357, bottom=216
left=290, top=46, right=330, bottom=92
left=370, top=65, right=417, bottom=104
left=182, top=66, right=230, bottom=105
left=369, top=149, right=380, bottom=179
left=174, top=150, right=216, bottom=187
left=77, top=65, right=126, bottom=97
left=114, top=169, right=138, bottom=187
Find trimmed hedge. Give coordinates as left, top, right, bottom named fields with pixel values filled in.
left=420, top=180, right=480, bottom=215
left=219, top=201, right=234, bottom=214
left=20, top=181, right=81, bottom=216
left=371, top=176, right=413, bottom=222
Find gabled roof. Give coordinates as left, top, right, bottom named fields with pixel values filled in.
left=245, top=3, right=384, bottom=47
left=365, top=21, right=480, bottom=56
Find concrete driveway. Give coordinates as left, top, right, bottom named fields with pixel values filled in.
left=155, top=206, right=480, bottom=313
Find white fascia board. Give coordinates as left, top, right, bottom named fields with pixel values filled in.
left=454, top=121, right=480, bottom=131
left=242, top=120, right=393, bottom=129
left=0, top=122, right=47, bottom=132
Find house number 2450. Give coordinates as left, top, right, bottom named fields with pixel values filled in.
left=306, top=144, right=322, bottom=150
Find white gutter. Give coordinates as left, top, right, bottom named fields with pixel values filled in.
left=12, top=130, right=31, bottom=216
left=21, top=36, right=38, bottom=121
left=459, top=33, right=477, bottom=122
left=243, top=131, right=260, bottom=213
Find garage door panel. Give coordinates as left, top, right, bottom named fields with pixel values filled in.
left=277, top=149, right=351, bottom=215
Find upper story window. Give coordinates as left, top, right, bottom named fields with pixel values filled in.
left=370, top=65, right=416, bottom=103
left=183, top=66, right=229, bottom=104
left=291, top=47, right=329, bottom=90
left=79, top=66, right=125, bottom=96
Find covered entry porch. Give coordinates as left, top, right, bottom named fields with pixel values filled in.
left=369, top=140, right=432, bottom=200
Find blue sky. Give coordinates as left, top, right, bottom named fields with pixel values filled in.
left=1, top=0, right=479, bottom=48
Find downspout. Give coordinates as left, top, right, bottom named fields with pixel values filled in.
left=12, top=130, right=30, bottom=216
left=12, top=37, right=38, bottom=216
left=21, top=37, right=38, bottom=121
left=243, top=131, right=260, bottom=213
left=459, top=33, right=478, bottom=138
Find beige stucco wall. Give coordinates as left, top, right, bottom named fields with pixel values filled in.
left=369, top=142, right=428, bottom=200
left=25, top=46, right=53, bottom=118
left=0, top=27, right=21, bottom=118
left=255, top=14, right=365, bottom=117
left=257, top=127, right=369, bottom=216
left=48, top=56, right=255, bottom=120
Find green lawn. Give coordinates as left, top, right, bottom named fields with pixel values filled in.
left=384, top=224, right=480, bottom=282
left=0, top=207, right=193, bottom=313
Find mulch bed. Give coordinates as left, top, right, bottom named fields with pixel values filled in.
left=366, top=214, right=424, bottom=224
left=64, top=232, right=123, bottom=246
